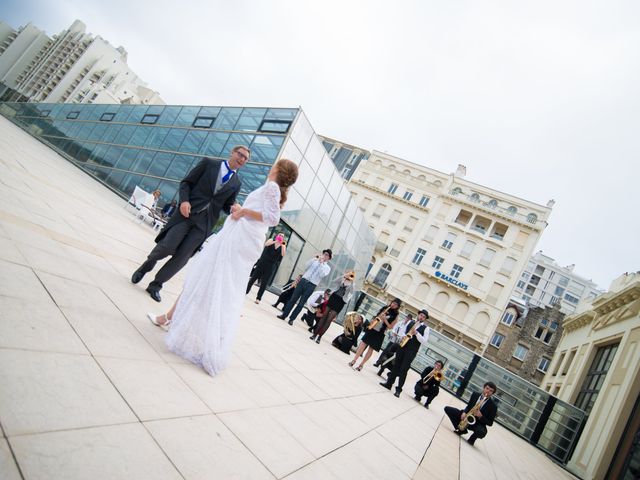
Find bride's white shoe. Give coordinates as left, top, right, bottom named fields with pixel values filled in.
left=147, top=312, right=170, bottom=331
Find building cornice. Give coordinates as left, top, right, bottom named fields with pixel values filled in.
left=563, top=282, right=640, bottom=333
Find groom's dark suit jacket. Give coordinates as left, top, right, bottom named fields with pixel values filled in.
left=155, top=157, right=241, bottom=248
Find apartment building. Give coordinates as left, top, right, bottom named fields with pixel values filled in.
left=514, top=250, right=602, bottom=314
left=348, top=150, right=553, bottom=350
left=0, top=19, right=163, bottom=105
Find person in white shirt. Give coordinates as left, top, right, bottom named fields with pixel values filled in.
left=373, top=313, right=413, bottom=376
left=380, top=309, right=430, bottom=398
left=277, top=249, right=332, bottom=325
left=301, top=289, right=331, bottom=330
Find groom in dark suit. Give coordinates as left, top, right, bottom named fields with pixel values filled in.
left=131, top=145, right=249, bottom=302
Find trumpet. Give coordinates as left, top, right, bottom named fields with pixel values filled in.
left=367, top=305, right=390, bottom=330
left=422, top=369, right=444, bottom=384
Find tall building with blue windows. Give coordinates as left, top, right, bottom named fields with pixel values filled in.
left=0, top=101, right=375, bottom=291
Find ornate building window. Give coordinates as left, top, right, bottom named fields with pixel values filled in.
left=373, top=263, right=392, bottom=287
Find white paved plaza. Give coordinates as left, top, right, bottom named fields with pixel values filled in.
left=0, top=116, right=577, bottom=479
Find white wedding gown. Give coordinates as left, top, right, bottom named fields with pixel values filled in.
left=166, top=181, right=281, bottom=376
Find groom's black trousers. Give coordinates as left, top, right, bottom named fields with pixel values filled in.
left=139, top=211, right=208, bottom=292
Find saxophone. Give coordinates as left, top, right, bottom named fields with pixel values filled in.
left=458, top=397, right=484, bottom=430
left=399, top=323, right=416, bottom=347
left=343, top=311, right=361, bottom=337
left=367, top=305, right=390, bottom=330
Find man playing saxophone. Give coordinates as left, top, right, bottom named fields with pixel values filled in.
left=444, top=382, right=498, bottom=446
left=379, top=309, right=430, bottom=397
left=414, top=360, right=444, bottom=409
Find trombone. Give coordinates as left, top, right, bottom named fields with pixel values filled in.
left=422, top=368, right=444, bottom=385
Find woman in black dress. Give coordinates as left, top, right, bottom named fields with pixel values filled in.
left=310, top=270, right=355, bottom=343
left=350, top=298, right=401, bottom=371
left=246, top=234, right=286, bottom=303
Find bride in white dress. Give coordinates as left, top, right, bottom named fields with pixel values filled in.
left=148, top=159, right=299, bottom=376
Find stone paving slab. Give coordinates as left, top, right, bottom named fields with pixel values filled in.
left=0, top=116, right=577, bottom=479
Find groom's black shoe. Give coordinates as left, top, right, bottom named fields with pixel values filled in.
left=131, top=268, right=146, bottom=284
left=277, top=314, right=286, bottom=320
left=146, top=287, right=161, bottom=303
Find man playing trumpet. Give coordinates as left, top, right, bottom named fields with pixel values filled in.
left=414, top=360, right=444, bottom=409
left=444, top=382, right=498, bottom=446
left=379, top=309, right=430, bottom=397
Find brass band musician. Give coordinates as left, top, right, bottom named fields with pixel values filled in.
left=414, top=360, right=444, bottom=408
left=444, top=382, right=498, bottom=446
left=380, top=309, right=430, bottom=397
left=349, top=298, right=401, bottom=371
left=331, top=311, right=364, bottom=354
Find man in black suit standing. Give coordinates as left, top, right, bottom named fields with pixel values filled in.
left=131, top=145, right=249, bottom=302
left=445, top=382, right=498, bottom=446
left=380, top=309, right=430, bottom=398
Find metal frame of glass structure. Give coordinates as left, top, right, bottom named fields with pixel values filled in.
left=0, top=101, right=376, bottom=293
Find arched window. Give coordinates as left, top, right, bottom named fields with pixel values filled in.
left=451, top=187, right=462, bottom=196
left=414, top=282, right=431, bottom=300
left=388, top=164, right=396, bottom=170
left=403, top=169, right=411, bottom=176
left=434, top=291, right=450, bottom=310
left=487, top=199, right=498, bottom=209
left=470, top=193, right=480, bottom=202
left=417, top=174, right=426, bottom=181
left=373, top=263, right=392, bottom=287
left=452, top=301, right=470, bottom=322
left=527, top=213, right=538, bottom=224
left=507, top=206, right=517, bottom=215
left=398, top=274, right=413, bottom=292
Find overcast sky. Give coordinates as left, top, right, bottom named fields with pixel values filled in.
left=4, top=0, right=639, bottom=289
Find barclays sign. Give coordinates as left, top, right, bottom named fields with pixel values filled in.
left=435, top=271, right=469, bottom=291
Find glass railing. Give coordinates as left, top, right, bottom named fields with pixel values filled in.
left=341, top=292, right=587, bottom=465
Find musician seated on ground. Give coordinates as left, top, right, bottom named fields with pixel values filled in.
left=272, top=275, right=302, bottom=309
left=373, top=313, right=413, bottom=377
left=414, top=360, right=444, bottom=408
left=332, top=312, right=364, bottom=354
left=301, top=289, right=331, bottom=331
left=444, top=382, right=498, bottom=446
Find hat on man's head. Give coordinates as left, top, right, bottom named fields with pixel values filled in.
left=322, top=249, right=333, bottom=259
left=419, top=309, right=429, bottom=319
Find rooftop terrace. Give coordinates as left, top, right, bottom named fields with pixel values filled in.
left=0, top=116, right=576, bottom=480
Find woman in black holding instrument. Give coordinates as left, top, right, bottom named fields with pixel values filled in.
left=349, top=298, right=401, bottom=371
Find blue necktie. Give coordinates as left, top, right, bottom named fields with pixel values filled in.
left=222, top=161, right=234, bottom=183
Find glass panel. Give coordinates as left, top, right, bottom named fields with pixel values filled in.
left=113, top=105, right=134, bottom=122
left=265, top=108, right=298, bottom=121
left=199, top=131, right=230, bottom=157
left=238, top=163, right=270, bottom=195
left=144, top=127, right=170, bottom=148
left=292, top=160, right=314, bottom=198
left=235, top=108, right=267, bottom=131
left=161, top=128, right=188, bottom=151
left=290, top=111, right=313, bottom=154
left=129, top=126, right=152, bottom=147
left=278, top=138, right=303, bottom=165
left=131, top=150, right=156, bottom=173
left=157, top=106, right=181, bottom=126
left=304, top=136, right=325, bottom=171
left=165, top=155, right=198, bottom=180
left=250, top=135, right=284, bottom=164
left=101, top=124, right=123, bottom=143
left=221, top=133, right=254, bottom=157
left=113, top=125, right=137, bottom=145
left=173, top=106, right=200, bottom=127
left=198, top=106, right=221, bottom=117
left=127, top=105, right=149, bottom=123
left=214, top=107, right=242, bottom=130
left=147, top=152, right=174, bottom=176
left=316, top=153, right=334, bottom=186
left=113, top=148, right=140, bottom=171
left=102, top=146, right=124, bottom=167
left=179, top=129, right=208, bottom=153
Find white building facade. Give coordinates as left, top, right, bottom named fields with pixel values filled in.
left=348, top=151, right=552, bottom=351
left=513, top=250, right=602, bottom=315
left=0, top=19, right=163, bottom=105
